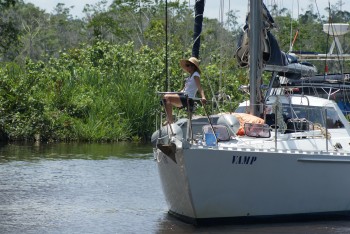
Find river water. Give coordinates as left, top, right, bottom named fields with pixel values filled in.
left=1, top=142, right=350, bottom=234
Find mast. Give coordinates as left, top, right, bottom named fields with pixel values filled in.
left=249, top=0, right=263, bottom=117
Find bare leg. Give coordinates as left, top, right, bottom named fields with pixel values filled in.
left=165, top=101, right=173, bottom=123
left=163, top=94, right=183, bottom=124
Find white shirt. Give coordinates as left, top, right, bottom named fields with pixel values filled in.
left=183, top=71, right=200, bottom=98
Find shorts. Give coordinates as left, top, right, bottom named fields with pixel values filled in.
left=179, top=94, right=195, bottom=111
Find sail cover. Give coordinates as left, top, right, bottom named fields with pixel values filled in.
left=192, top=0, right=205, bottom=59
left=236, top=3, right=277, bottom=66
left=235, top=3, right=316, bottom=79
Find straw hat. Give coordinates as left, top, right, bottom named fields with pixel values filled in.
left=180, top=57, right=201, bottom=74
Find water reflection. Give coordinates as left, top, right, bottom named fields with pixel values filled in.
left=0, top=142, right=153, bottom=162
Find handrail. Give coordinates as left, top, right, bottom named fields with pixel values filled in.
left=157, top=92, right=185, bottom=95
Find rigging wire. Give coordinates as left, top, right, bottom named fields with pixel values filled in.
left=165, top=0, right=169, bottom=91
left=205, top=0, right=226, bottom=112
left=288, top=0, right=294, bottom=52
left=316, top=0, right=330, bottom=78
left=326, top=1, right=349, bottom=105
left=314, top=0, right=350, bottom=107
left=208, top=0, right=234, bottom=113
left=288, top=0, right=300, bottom=52
left=219, top=0, right=224, bottom=94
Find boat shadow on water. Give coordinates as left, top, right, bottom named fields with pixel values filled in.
left=169, top=211, right=350, bottom=226
left=156, top=213, right=350, bottom=233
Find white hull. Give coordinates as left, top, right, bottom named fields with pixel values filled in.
left=156, top=138, right=350, bottom=220
left=153, top=93, right=350, bottom=222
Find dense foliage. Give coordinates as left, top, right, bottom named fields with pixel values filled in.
left=0, top=0, right=349, bottom=142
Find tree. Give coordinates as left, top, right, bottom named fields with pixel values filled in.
left=16, top=3, right=48, bottom=61
left=0, top=0, right=20, bottom=60
left=49, top=3, right=86, bottom=54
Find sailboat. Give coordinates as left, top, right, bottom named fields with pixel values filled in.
left=152, top=0, right=350, bottom=223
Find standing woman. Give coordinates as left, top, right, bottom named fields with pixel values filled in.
left=163, top=57, right=207, bottom=124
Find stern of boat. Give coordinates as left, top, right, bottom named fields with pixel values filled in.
left=152, top=123, right=197, bottom=218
